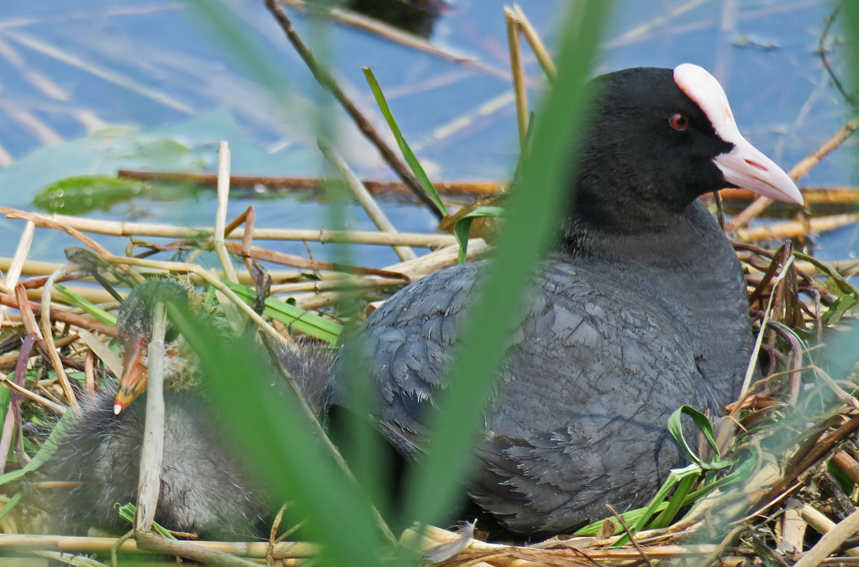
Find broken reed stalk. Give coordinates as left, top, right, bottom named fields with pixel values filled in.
left=794, top=507, right=859, bottom=567
left=727, top=115, right=859, bottom=230
left=264, top=0, right=444, bottom=219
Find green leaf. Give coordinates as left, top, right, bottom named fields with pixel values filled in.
left=453, top=207, right=507, bottom=264
left=33, top=175, right=200, bottom=216
left=794, top=252, right=858, bottom=297
left=223, top=281, right=342, bottom=343
left=55, top=284, right=117, bottom=326
left=363, top=67, right=448, bottom=217
left=612, top=466, right=688, bottom=546
left=0, top=493, right=22, bottom=524
left=822, top=293, right=858, bottom=326
left=667, top=405, right=732, bottom=470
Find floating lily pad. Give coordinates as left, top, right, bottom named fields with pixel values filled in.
left=33, top=175, right=201, bottom=215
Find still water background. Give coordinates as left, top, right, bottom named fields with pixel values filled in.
left=0, top=0, right=853, bottom=268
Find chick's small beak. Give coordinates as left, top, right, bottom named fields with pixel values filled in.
left=114, top=337, right=148, bottom=415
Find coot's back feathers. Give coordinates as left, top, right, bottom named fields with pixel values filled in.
left=327, top=64, right=803, bottom=536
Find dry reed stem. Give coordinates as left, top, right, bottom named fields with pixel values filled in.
left=264, top=0, right=443, bottom=219
left=0, top=257, right=341, bottom=290
left=408, top=525, right=726, bottom=566
left=0, top=333, right=37, bottom=475
left=0, top=533, right=319, bottom=558
left=0, top=293, right=116, bottom=336
left=781, top=499, right=807, bottom=556
left=735, top=213, right=858, bottom=242
left=505, top=7, right=529, bottom=149
left=0, top=374, right=66, bottom=414
left=2, top=219, right=34, bottom=294
left=0, top=208, right=144, bottom=286
left=135, top=303, right=167, bottom=534
left=220, top=241, right=406, bottom=279
left=135, top=531, right=260, bottom=567
left=98, top=255, right=288, bottom=347
left=117, top=169, right=506, bottom=197
left=270, top=276, right=405, bottom=294
left=727, top=116, right=859, bottom=231
left=1, top=208, right=459, bottom=247
left=795, top=507, right=859, bottom=567
left=84, top=349, right=95, bottom=394
left=42, top=266, right=79, bottom=411
left=318, top=139, right=416, bottom=261
left=740, top=255, right=795, bottom=397
left=290, top=240, right=488, bottom=309
left=800, top=504, right=859, bottom=557
left=761, top=414, right=859, bottom=510
left=115, top=169, right=859, bottom=206
left=214, top=141, right=238, bottom=284
left=513, top=5, right=557, bottom=80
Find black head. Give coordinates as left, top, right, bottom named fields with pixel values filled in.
left=566, top=64, right=802, bottom=238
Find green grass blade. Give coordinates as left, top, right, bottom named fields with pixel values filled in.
left=167, top=303, right=386, bottom=567
left=223, top=281, right=342, bottom=343
left=649, top=472, right=697, bottom=529
left=402, top=0, right=612, bottom=532
left=54, top=284, right=117, bottom=326
left=363, top=67, right=448, bottom=216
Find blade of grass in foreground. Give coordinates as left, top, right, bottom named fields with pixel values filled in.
left=402, top=0, right=612, bottom=531
left=168, top=304, right=387, bottom=567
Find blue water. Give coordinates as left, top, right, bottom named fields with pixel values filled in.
left=0, top=0, right=853, bottom=268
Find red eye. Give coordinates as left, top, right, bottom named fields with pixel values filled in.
left=670, top=113, right=689, bottom=131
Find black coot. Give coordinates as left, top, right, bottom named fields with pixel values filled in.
left=326, top=64, right=803, bottom=536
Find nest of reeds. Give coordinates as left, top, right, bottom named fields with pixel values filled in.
left=0, top=186, right=856, bottom=567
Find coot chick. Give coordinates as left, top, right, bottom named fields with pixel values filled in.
left=326, top=64, right=803, bottom=536
left=47, top=281, right=269, bottom=540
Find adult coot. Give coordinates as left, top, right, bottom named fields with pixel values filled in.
left=326, top=64, right=803, bottom=536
